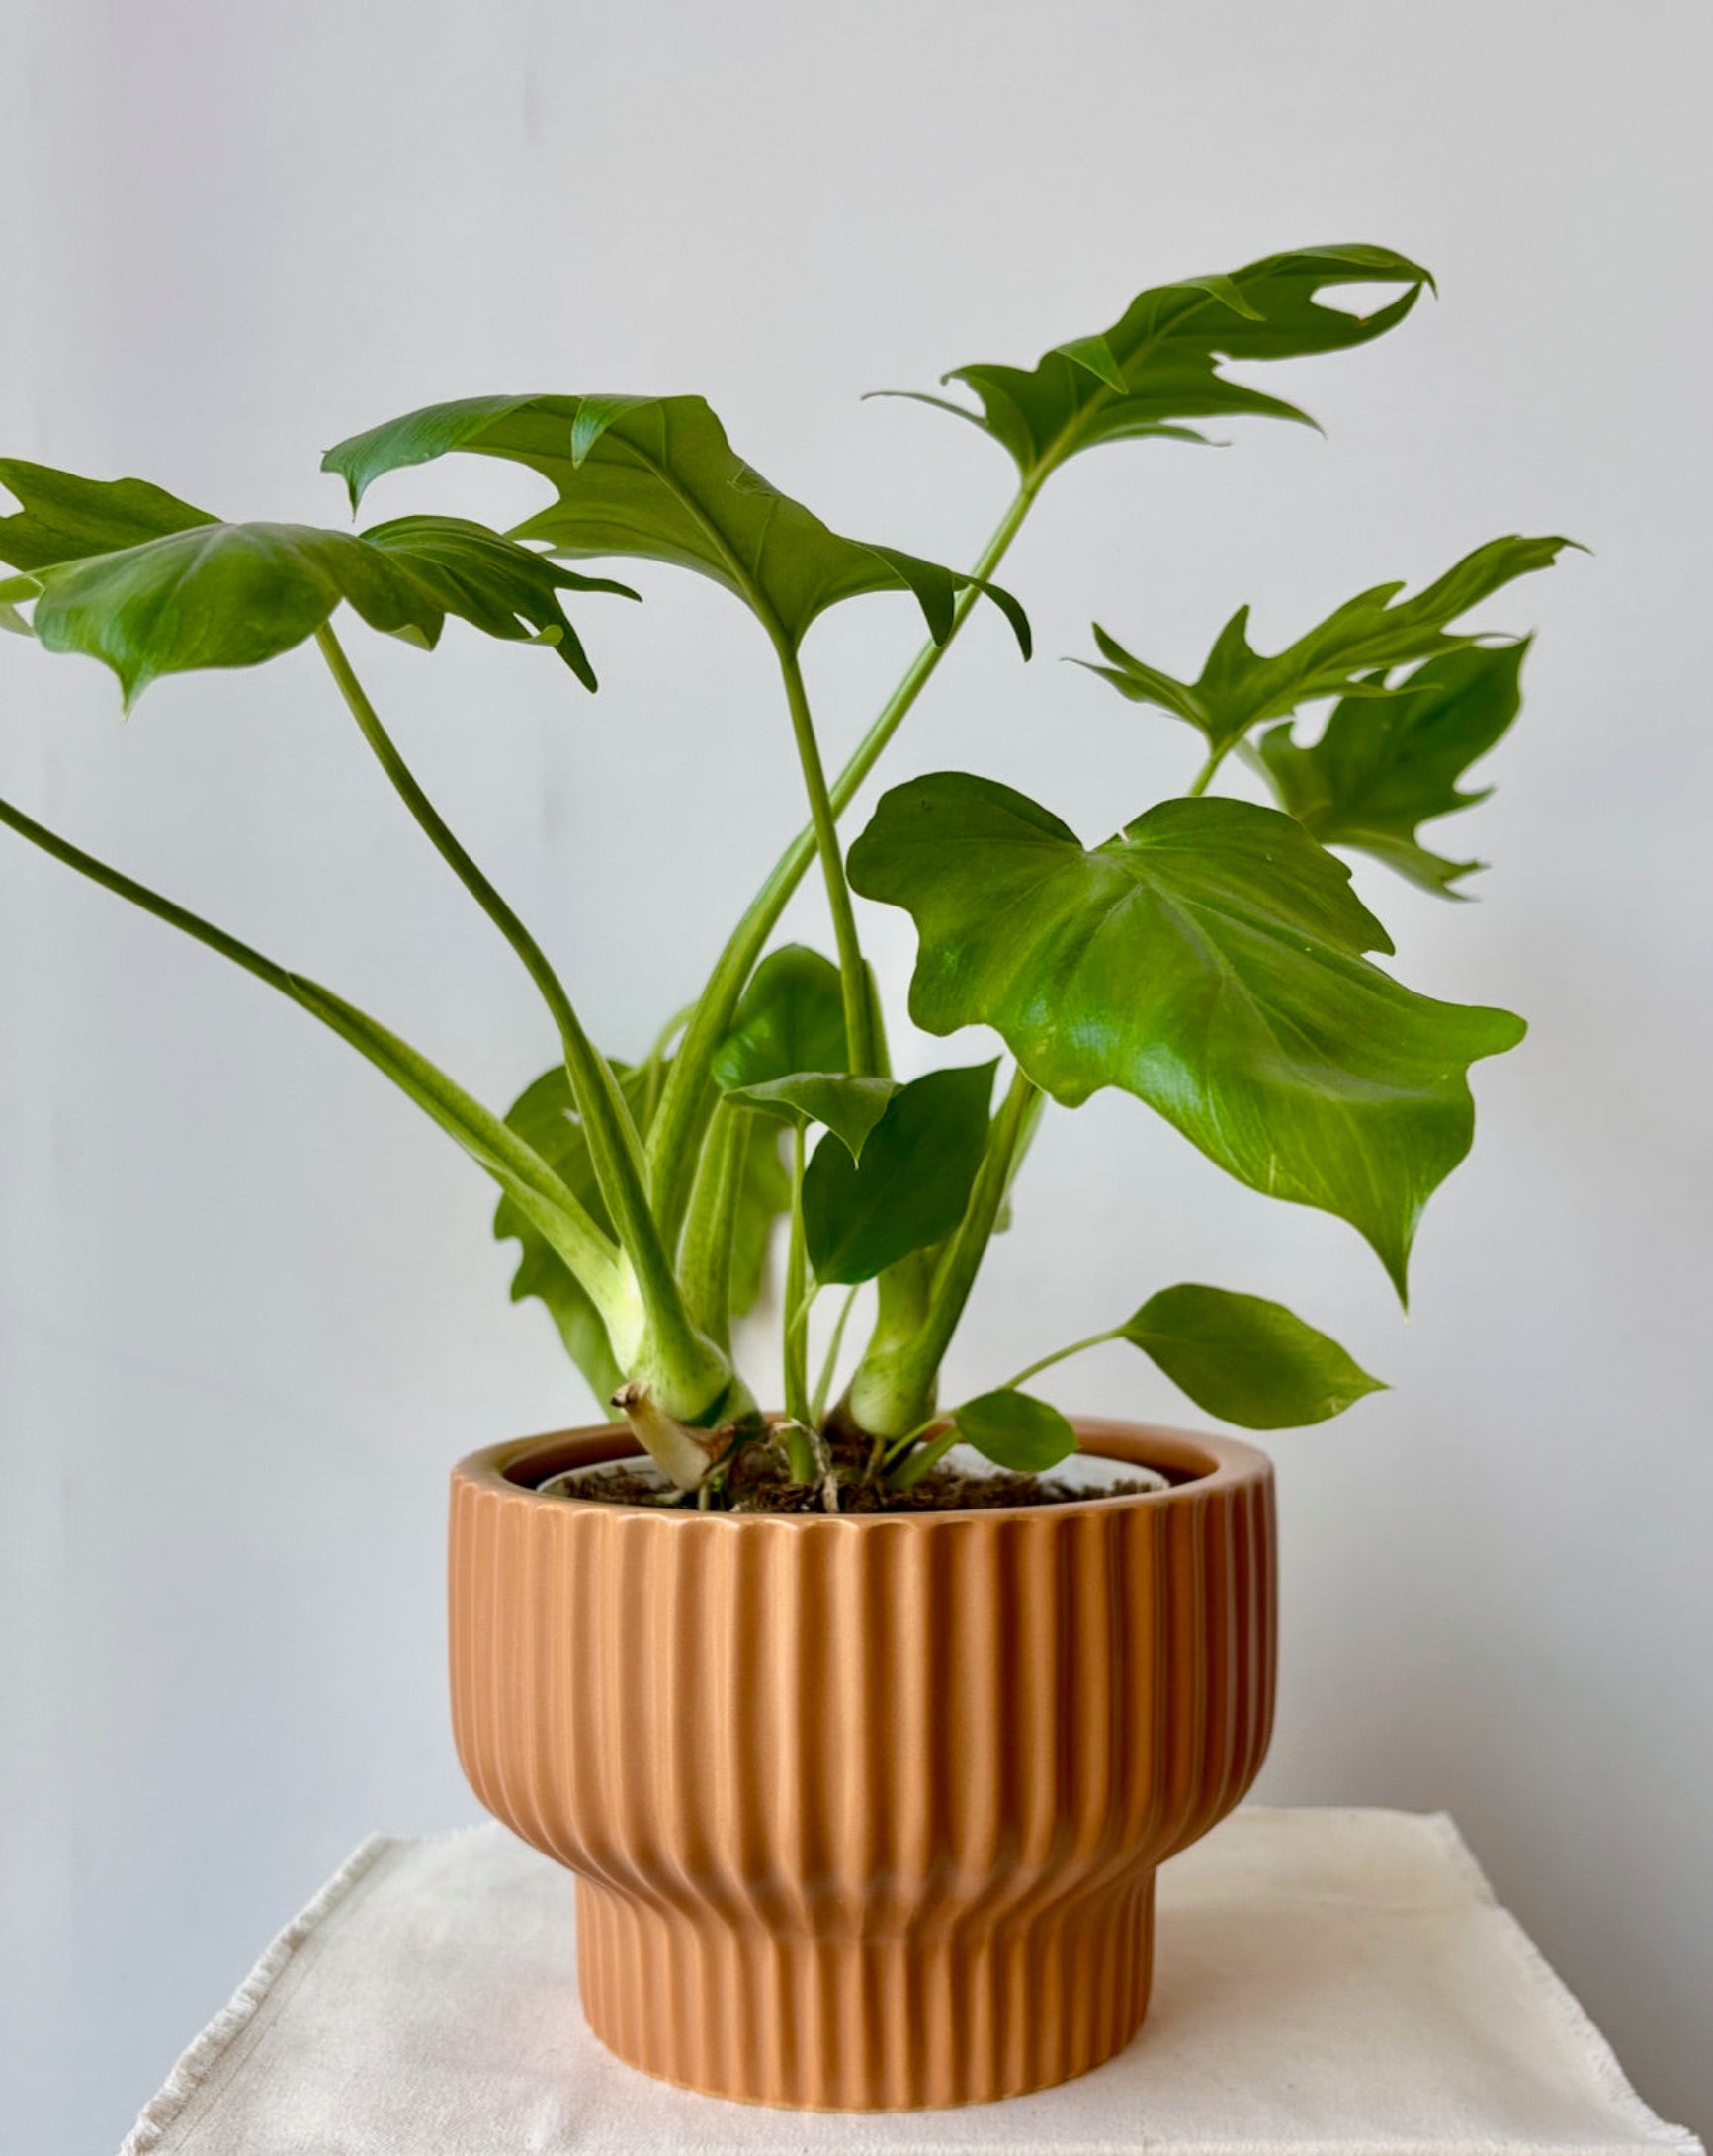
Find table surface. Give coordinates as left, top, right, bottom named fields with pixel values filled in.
left=121, top=1807, right=1702, bottom=2156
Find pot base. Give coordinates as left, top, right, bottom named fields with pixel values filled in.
left=451, top=1419, right=1275, bottom=2113
left=575, top=1870, right=1156, bottom=2110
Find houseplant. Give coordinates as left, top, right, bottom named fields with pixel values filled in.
left=0, top=244, right=1564, bottom=2107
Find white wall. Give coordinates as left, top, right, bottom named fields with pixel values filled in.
left=3, top=3, right=1708, bottom=2147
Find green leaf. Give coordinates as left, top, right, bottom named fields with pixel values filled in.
left=360, top=515, right=639, bottom=677
left=847, top=776, right=1524, bottom=1296
left=725, top=1072, right=900, bottom=1160
left=496, top=1055, right=788, bottom=1400
left=1118, top=1283, right=1384, bottom=1428
left=952, top=1388, right=1077, bottom=1474
left=491, top=1065, right=626, bottom=1403
left=1081, top=537, right=1569, bottom=756
left=803, top=1062, right=996, bottom=1285
left=0, top=457, right=217, bottom=568
left=712, top=944, right=848, bottom=1088
left=1257, top=643, right=1528, bottom=895
left=322, top=392, right=1031, bottom=658
left=878, top=245, right=1432, bottom=480
left=0, top=490, right=635, bottom=705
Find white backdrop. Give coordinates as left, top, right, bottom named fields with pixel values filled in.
left=3, top=4, right=1709, bottom=2149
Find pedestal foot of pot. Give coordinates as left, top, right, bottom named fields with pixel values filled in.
left=573, top=1870, right=1156, bottom=2111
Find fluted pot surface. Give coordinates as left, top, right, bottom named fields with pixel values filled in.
left=449, top=1417, right=1276, bottom=2110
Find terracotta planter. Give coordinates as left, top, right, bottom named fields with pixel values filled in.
left=449, top=1418, right=1276, bottom=2111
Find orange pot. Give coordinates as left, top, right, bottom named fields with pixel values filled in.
left=449, top=1418, right=1275, bottom=2111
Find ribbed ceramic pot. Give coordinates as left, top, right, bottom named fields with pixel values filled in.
left=449, top=1418, right=1276, bottom=2111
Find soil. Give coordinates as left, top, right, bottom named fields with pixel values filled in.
left=538, top=1449, right=1164, bottom=1514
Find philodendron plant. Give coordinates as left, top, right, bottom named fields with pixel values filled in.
left=0, top=245, right=1567, bottom=1508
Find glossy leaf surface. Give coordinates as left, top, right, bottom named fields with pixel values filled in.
left=803, top=1062, right=995, bottom=1285
left=1119, top=1283, right=1383, bottom=1427
left=726, top=1072, right=899, bottom=1160
left=0, top=458, right=217, bottom=567
left=1257, top=643, right=1527, bottom=894
left=952, top=1388, right=1077, bottom=1473
left=1082, top=537, right=1567, bottom=755
left=323, top=393, right=1030, bottom=657
left=848, top=775, right=1524, bottom=1294
left=880, top=245, right=1432, bottom=479
left=0, top=465, right=634, bottom=703
left=712, top=945, right=848, bottom=1089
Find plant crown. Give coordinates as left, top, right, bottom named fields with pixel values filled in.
left=0, top=246, right=1569, bottom=1504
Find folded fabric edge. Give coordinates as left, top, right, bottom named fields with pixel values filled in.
left=118, top=1834, right=400, bottom=2156
left=1420, top=1808, right=1502, bottom=1907
left=1491, top=1909, right=1706, bottom=2156
left=116, top=1815, right=1706, bottom=2156
left=1412, top=1817, right=1699, bottom=2155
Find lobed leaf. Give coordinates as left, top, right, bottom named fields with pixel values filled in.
left=0, top=457, right=217, bottom=569
left=0, top=463, right=634, bottom=705
left=1256, top=643, right=1528, bottom=895
left=1118, top=1283, right=1383, bottom=1427
left=322, top=392, right=1031, bottom=657
left=876, top=244, right=1433, bottom=480
left=952, top=1388, right=1077, bottom=1474
left=802, top=1062, right=996, bottom=1285
left=848, top=775, right=1525, bottom=1297
left=1080, top=536, right=1569, bottom=755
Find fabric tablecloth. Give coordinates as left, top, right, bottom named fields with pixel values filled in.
left=121, top=1807, right=1701, bottom=2156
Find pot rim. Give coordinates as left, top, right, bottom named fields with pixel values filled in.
left=453, top=1415, right=1271, bottom=1524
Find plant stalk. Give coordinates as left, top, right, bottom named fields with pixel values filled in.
left=772, top=636, right=876, bottom=1077
left=845, top=1066, right=1040, bottom=1440
left=811, top=1284, right=862, bottom=1427
left=788, top=1121, right=818, bottom=1439
left=644, top=481, right=1040, bottom=1235
left=993, top=1328, right=1124, bottom=1395
left=313, top=625, right=729, bottom=1416
left=675, top=1095, right=751, bottom=1354
left=885, top=1426, right=958, bottom=1491
left=0, top=786, right=630, bottom=1323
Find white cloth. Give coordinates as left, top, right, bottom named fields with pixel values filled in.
left=121, top=1808, right=1701, bottom=2156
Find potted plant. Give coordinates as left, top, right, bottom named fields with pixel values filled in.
left=0, top=243, right=1565, bottom=2110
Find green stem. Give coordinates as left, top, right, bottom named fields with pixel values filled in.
left=886, top=1426, right=958, bottom=1491
left=675, top=1096, right=750, bottom=1353
left=853, top=1249, right=934, bottom=1417
left=773, top=637, right=875, bottom=1076
left=846, top=1066, right=1039, bottom=1439
left=0, top=786, right=629, bottom=1324
left=1186, top=744, right=1227, bottom=797
left=880, top=1412, right=946, bottom=1468
left=812, top=1284, right=862, bottom=1427
left=780, top=1126, right=817, bottom=1477
left=993, top=1328, right=1123, bottom=1396
left=645, top=481, right=1039, bottom=1234
left=640, top=999, right=693, bottom=1129
left=313, top=625, right=726, bottom=1416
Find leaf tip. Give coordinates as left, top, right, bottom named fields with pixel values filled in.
left=319, top=448, right=367, bottom=517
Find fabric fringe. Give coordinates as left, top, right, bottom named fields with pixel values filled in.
left=116, top=1815, right=1704, bottom=2156
left=1491, top=1907, right=1703, bottom=2155
left=1425, top=1811, right=1702, bottom=2156
left=119, top=1833, right=398, bottom=2156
